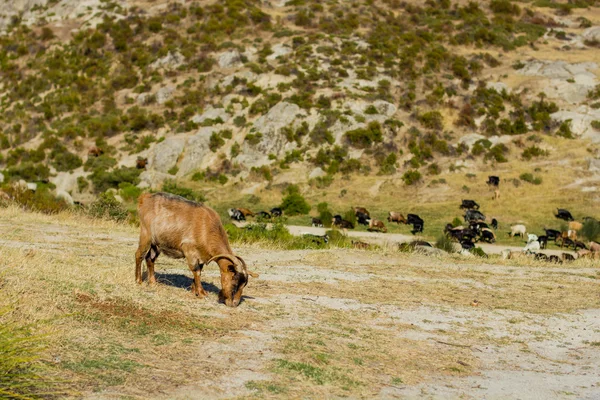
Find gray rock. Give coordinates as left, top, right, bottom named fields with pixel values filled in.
left=177, top=128, right=214, bottom=176
left=26, top=182, right=37, bottom=191
left=551, top=106, right=600, bottom=141
left=582, top=26, right=600, bottom=43
left=309, top=167, right=327, bottom=179
left=218, top=50, right=243, bottom=68
left=588, top=158, right=600, bottom=172
left=266, top=43, right=292, bottom=61
left=136, top=93, right=153, bottom=105
left=191, top=106, right=231, bottom=125
left=150, top=51, right=186, bottom=70
left=138, top=170, right=173, bottom=190
left=237, top=102, right=306, bottom=167
left=156, top=85, right=175, bottom=105
left=149, top=136, right=186, bottom=173
left=458, top=133, right=486, bottom=149
left=55, top=190, right=74, bottom=205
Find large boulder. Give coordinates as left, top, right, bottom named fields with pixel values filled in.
left=138, top=170, right=173, bottom=190
left=191, top=106, right=231, bottom=125
left=55, top=190, right=74, bottom=205
left=218, top=50, right=243, bottom=68
left=177, top=128, right=214, bottom=176
left=150, top=51, right=186, bottom=70
left=517, top=60, right=597, bottom=104
left=551, top=106, right=600, bottom=141
left=266, top=43, right=292, bottom=61
left=236, top=102, right=306, bottom=168
left=156, top=85, right=175, bottom=105
left=148, top=136, right=186, bottom=173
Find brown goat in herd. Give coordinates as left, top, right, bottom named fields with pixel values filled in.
left=136, top=192, right=258, bottom=307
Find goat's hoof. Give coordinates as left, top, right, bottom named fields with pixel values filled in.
left=136, top=279, right=143, bottom=284
left=148, top=278, right=157, bottom=285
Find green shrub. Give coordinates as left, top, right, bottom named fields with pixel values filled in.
left=402, top=169, right=422, bottom=185
left=4, top=162, right=50, bottom=182
left=317, top=202, right=333, bottom=228
left=581, top=219, right=600, bottom=242
left=280, top=186, right=310, bottom=216
left=591, top=120, right=600, bottom=130
left=417, top=111, right=444, bottom=130
left=119, top=182, right=143, bottom=203
left=89, top=167, right=142, bottom=193
left=49, top=145, right=83, bottom=172
left=161, top=180, right=205, bottom=202
left=556, top=120, right=574, bottom=139
left=77, top=176, right=89, bottom=192
left=345, top=121, right=383, bottom=148
left=88, top=192, right=129, bottom=222
left=209, top=132, right=225, bottom=152
left=522, top=145, right=549, bottom=161
left=519, top=173, right=542, bottom=185
left=3, top=184, right=68, bottom=214
left=435, top=234, right=455, bottom=253
left=378, top=153, right=397, bottom=175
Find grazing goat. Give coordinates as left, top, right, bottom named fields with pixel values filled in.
left=479, top=228, right=496, bottom=243
left=589, top=241, right=600, bottom=252
left=136, top=193, right=257, bottom=307
left=460, top=199, right=480, bottom=210
left=509, top=224, right=526, bottom=238
left=572, top=240, right=587, bottom=251
left=237, top=208, right=255, bottom=219
left=406, top=214, right=424, bottom=234
left=228, top=208, right=245, bottom=221
left=492, top=190, right=500, bottom=200
left=354, top=207, right=370, bottom=217
left=555, top=208, right=574, bottom=221
left=464, top=209, right=486, bottom=222
left=332, top=215, right=354, bottom=229
left=523, top=239, right=540, bottom=253
left=88, top=146, right=103, bottom=157
left=491, top=218, right=498, bottom=230
left=256, top=211, right=271, bottom=219
left=562, top=253, right=575, bottom=263
left=311, top=217, right=324, bottom=227
left=487, top=176, right=500, bottom=187
left=544, top=228, right=561, bottom=242
left=387, top=211, right=407, bottom=224
left=270, top=207, right=283, bottom=217
left=367, top=219, right=387, bottom=233
left=136, top=157, right=148, bottom=169
left=568, top=221, right=583, bottom=232
left=538, top=235, right=548, bottom=249
left=356, top=211, right=370, bottom=226
left=548, top=255, right=562, bottom=264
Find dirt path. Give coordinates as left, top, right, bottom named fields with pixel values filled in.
left=0, top=208, right=598, bottom=399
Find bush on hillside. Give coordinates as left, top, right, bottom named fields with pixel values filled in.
left=581, top=219, right=600, bottom=242
left=88, top=192, right=129, bottom=222
left=280, top=185, right=310, bottom=216
left=161, top=180, right=205, bottom=202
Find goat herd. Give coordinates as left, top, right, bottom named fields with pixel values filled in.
left=226, top=175, right=600, bottom=262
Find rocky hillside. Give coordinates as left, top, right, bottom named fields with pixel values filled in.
left=1, top=0, right=600, bottom=206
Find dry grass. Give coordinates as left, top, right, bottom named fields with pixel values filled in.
left=0, top=205, right=599, bottom=398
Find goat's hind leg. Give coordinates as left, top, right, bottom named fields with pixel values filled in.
left=135, top=235, right=152, bottom=284
left=145, top=245, right=159, bottom=284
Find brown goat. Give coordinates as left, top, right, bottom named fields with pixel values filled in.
left=367, top=219, right=387, bottom=233
left=387, top=211, right=407, bottom=224
left=352, top=240, right=370, bottom=250
left=88, top=146, right=104, bottom=157
left=568, top=221, right=583, bottom=231
left=136, top=157, right=148, bottom=169
left=237, top=208, right=255, bottom=218
left=136, top=192, right=258, bottom=307
left=354, top=207, right=370, bottom=217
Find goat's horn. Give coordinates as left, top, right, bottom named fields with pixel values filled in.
left=205, top=254, right=240, bottom=268
left=235, top=255, right=259, bottom=278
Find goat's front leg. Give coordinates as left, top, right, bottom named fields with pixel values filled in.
left=183, top=247, right=208, bottom=298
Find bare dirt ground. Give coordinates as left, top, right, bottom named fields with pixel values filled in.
left=1, top=206, right=599, bottom=399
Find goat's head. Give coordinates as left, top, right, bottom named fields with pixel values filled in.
left=206, top=254, right=258, bottom=307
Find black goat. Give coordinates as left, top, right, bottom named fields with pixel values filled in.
left=311, top=218, right=323, bottom=227
left=491, top=218, right=498, bottom=230
left=270, top=207, right=283, bottom=217
left=544, top=228, right=561, bottom=242
left=487, top=176, right=500, bottom=186
left=555, top=208, right=574, bottom=221
left=460, top=199, right=480, bottom=210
